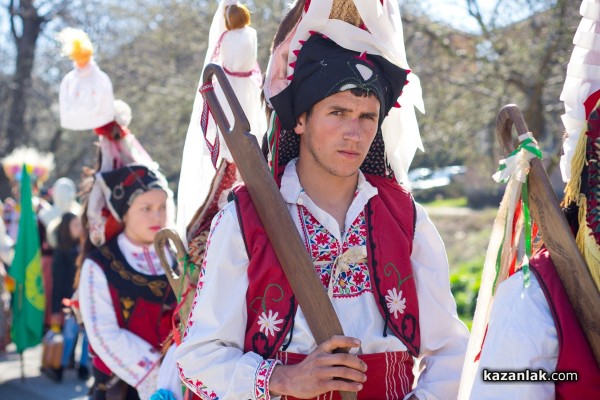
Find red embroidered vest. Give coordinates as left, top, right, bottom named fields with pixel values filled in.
left=529, top=249, right=600, bottom=399
left=232, top=173, right=420, bottom=360
left=88, top=238, right=177, bottom=374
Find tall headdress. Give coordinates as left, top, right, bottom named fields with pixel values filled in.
left=263, top=0, right=425, bottom=183
left=57, top=28, right=170, bottom=246
left=1, top=147, right=55, bottom=189
left=561, top=0, right=600, bottom=286
left=177, top=0, right=266, bottom=242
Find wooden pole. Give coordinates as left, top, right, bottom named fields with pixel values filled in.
left=201, top=64, right=356, bottom=400
left=496, top=104, right=600, bottom=367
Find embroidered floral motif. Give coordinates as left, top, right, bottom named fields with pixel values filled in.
left=385, top=287, right=406, bottom=319
left=254, top=359, right=280, bottom=400
left=298, top=207, right=371, bottom=298
left=257, top=310, right=284, bottom=338
left=177, top=364, right=219, bottom=400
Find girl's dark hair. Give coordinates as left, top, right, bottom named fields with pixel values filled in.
left=57, top=212, right=80, bottom=251
left=75, top=146, right=103, bottom=289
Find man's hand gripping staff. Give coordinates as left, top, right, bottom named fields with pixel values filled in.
left=201, top=63, right=362, bottom=399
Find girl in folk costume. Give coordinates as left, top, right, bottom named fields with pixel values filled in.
left=459, top=2, right=600, bottom=398
left=177, top=0, right=266, bottom=244
left=176, top=1, right=468, bottom=399
left=57, top=28, right=177, bottom=400
left=78, top=164, right=177, bottom=400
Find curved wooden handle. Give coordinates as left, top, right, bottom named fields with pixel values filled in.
left=496, top=104, right=600, bottom=367
left=154, top=228, right=188, bottom=292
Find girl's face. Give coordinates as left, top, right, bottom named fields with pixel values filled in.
left=69, top=216, right=82, bottom=241
left=122, top=189, right=167, bottom=246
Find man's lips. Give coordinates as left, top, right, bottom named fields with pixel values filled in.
left=338, top=150, right=360, bottom=158
left=149, top=226, right=162, bottom=232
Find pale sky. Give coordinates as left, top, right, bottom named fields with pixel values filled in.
left=418, top=0, right=539, bottom=33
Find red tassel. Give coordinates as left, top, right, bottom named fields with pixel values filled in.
left=289, top=61, right=296, bottom=68
left=309, top=30, right=317, bottom=35
left=393, top=101, right=401, bottom=108
left=287, top=74, right=294, bottom=81
left=292, top=49, right=300, bottom=57
left=299, top=40, right=306, bottom=45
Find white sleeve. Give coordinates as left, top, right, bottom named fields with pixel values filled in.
left=175, top=204, right=278, bottom=400
left=469, top=271, right=557, bottom=399
left=407, top=203, right=470, bottom=400
left=79, top=257, right=161, bottom=388
left=155, top=344, right=184, bottom=400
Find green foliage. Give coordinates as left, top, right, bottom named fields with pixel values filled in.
left=450, top=257, right=484, bottom=330
left=422, top=196, right=468, bottom=208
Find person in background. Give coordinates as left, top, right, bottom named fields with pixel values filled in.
left=44, top=212, right=89, bottom=382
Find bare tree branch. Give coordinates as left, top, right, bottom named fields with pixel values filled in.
left=9, top=0, right=19, bottom=41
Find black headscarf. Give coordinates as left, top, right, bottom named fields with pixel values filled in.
left=269, top=34, right=409, bottom=130
left=96, top=164, right=169, bottom=221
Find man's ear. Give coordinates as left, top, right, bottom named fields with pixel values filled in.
left=294, top=112, right=306, bottom=135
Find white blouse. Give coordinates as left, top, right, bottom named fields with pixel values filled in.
left=469, top=271, right=558, bottom=399
left=79, top=233, right=174, bottom=398
left=175, top=160, right=469, bottom=400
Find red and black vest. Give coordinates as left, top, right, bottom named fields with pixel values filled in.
left=529, top=249, right=600, bottom=399
left=88, top=238, right=177, bottom=374
left=231, top=173, right=421, bottom=360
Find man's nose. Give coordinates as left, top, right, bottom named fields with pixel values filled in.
left=342, top=119, right=361, bottom=142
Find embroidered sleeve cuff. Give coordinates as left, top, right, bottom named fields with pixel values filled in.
left=254, top=359, right=281, bottom=400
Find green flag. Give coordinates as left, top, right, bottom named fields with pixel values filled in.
left=9, top=164, right=45, bottom=353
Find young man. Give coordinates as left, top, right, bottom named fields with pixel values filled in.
left=175, top=31, right=468, bottom=400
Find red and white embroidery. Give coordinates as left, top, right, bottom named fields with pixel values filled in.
left=183, top=210, right=225, bottom=340
left=254, top=359, right=280, bottom=400
left=177, top=363, right=219, bottom=400
left=298, top=206, right=371, bottom=298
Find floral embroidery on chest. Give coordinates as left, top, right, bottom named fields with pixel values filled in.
left=298, top=205, right=371, bottom=298
left=130, top=247, right=160, bottom=275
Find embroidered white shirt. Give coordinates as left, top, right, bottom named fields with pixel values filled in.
left=175, top=160, right=469, bottom=400
left=79, top=233, right=174, bottom=394
left=469, top=271, right=557, bottom=399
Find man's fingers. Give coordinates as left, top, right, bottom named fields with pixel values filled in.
left=322, top=378, right=364, bottom=394
left=314, top=353, right=367, bottom=372
left=322, top=366, right=367, bottom=383
left=318, top=335, right=361, bottom=353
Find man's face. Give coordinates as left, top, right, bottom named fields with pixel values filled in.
left=295, top=90, right=380, bottom=178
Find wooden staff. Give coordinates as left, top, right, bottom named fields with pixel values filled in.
left=202, top=63, right=355, bottom=400
left=154, top=228, right=196, bottom=326
left=497, top=104, right=600, bottom=366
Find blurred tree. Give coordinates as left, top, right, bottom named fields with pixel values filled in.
left=4, top=0, right=70, bottom=152
left=402, top=0, right=576, bottom=206
left=0, top=0, right=580, bottom=203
